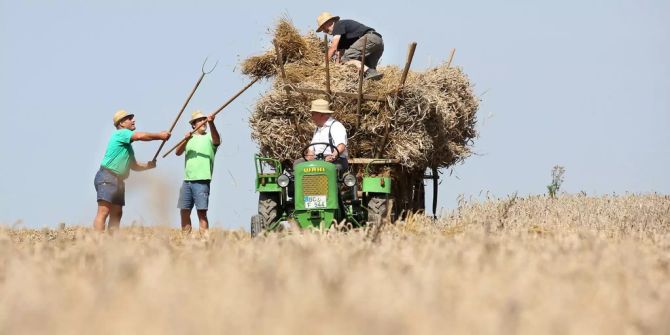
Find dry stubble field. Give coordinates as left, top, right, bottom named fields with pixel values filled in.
left=1, top=194, right=669, bottom=335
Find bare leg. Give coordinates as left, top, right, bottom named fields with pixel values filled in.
left=108, top=204, right=123, bottom=232
left=196, top=209, right=209, bottom=232
left=180, top=209, right=192, bottom=233
left=344, top=59, right=369, bottom=72
left=94, top=201, right=111, bottom=232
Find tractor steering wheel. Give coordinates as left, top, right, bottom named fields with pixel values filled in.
left=302, top=142, right=341, bottom=161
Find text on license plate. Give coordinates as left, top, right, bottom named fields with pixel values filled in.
left=304, top=195, right=327, bottom=209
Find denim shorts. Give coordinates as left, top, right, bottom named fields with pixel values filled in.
left=178, top=180, right=211, bottom=210
left=94, top=167, right=125, bottom=206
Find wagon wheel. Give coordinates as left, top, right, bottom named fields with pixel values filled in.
left=367, top=194, right=388, bottom=224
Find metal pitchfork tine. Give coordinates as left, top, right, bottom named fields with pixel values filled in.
left=202, top=56, right=218, bottom=74
left=152, top=57, right=218, bottom=161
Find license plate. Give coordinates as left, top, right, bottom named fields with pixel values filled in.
left=304, top=195, right=327, bottom=209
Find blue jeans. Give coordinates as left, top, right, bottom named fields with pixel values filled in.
left=94, top=167, right=125, bottom=206
left=178, top=180, right=211, bottom=210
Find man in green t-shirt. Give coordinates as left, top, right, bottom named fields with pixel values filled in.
left=175, top=111, right=221, bottom=235
left=93, top=109, right=171, bottom=232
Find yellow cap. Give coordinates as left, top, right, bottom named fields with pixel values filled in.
left=189, top=110, right=207, bottom=124
left=309, top=99, right=334, bottom=114
left=316, top=12, right=339, bottom=32
left=113, top=109, right=134, bottom=126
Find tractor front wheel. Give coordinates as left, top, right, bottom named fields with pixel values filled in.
left=258, top=192, right=281, bottom=227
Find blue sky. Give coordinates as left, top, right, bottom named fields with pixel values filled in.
left=1, top=0, right=668, bottom=229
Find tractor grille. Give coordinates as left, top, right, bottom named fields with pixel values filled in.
left=303, top=175, right=328, bottom=196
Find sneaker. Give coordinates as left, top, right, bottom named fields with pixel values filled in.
left=364, top=68, right=384, bottom=80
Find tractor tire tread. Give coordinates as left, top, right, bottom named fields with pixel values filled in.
left=367, top=195, right=388, bottom=224
left=250, top=215, right=263, bottom=238
left=258, top=193, right=280, bottom=227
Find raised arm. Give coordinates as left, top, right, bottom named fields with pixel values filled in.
left=175, top=132, right=191, bottom=156
left=131, top=131, right=170, bottom=142
left=207, top=115, right=221, bottom=146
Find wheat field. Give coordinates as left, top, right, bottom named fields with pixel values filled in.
left=1, top=194, right=669, bottom=335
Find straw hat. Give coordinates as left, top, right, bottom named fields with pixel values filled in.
left=113, top=109, right=134, bottom=126
left=189, top=110, right=207, bottom=124
left=316, top=12, right=339, bottom=32
left=310, top=99, right=334, bottom=114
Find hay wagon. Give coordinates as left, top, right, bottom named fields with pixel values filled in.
left=244, top=20, right=479, bottom=233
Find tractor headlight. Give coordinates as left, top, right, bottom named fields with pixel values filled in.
left=343, top=173, right=357, bottom=187
left=277, top=174, right=290, bottom=188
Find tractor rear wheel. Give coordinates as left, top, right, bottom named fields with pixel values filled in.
left=250, top=215, right=263, bottom=238
left=367, top=194, right=388, bottom=224
left=258, top=192, right=281, bottom=226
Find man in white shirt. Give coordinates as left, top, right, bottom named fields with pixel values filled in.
left=297, top=99, right=349, bottom=171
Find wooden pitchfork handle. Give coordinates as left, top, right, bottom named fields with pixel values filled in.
left=151, top=57, right=218, bottom=161
left=161, top=77, right=260, bottom=158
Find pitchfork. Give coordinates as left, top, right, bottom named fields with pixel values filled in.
left=151, top=57, right=218, bottom=161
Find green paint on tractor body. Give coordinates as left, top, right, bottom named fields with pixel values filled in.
left=293, top=160, right=339, bottom=229
left=362, top=176, right=392, bottom=194
left=254, top=155, right=282, bottom=193
left=251, top=155, right=394, bottom=237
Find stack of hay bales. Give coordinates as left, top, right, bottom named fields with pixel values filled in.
left=243, top=19, right=479, bottom=211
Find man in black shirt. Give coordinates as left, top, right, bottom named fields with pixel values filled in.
left=316, top=12, right=384, bottom=80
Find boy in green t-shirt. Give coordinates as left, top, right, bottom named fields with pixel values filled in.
left=93, top=109, right=171, bottom=232
left=175, top=111, right=221, bottom=235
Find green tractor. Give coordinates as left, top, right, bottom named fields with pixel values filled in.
left=251, top=142, right=392, bottom=237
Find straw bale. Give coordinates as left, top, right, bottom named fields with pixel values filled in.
left=243, top=19, right=479, bottom=175
left=241, top=18, right=322, bottom=78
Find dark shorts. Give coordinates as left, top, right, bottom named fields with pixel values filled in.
left=94, top=167, right=125, bottom=206
left=341, top=31, right=384, bottom=69
left=178, top=180, right=211, bottom=210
